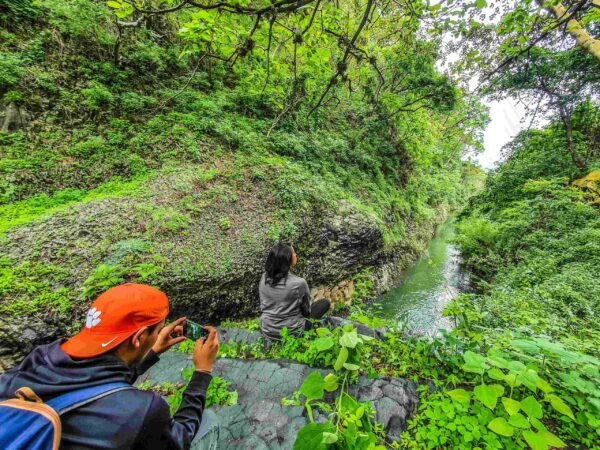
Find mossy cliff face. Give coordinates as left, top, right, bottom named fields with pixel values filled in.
left=0, top=160, right=448, bottom=370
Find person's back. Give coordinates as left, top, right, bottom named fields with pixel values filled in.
left=0, top=283, right=219, bottom=450
left=260, top=271, right=310, bottom=340
left=259, top=244, right=330, bottom=340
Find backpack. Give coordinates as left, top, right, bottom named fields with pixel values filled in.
left=0, top=382, right=131, bottom=450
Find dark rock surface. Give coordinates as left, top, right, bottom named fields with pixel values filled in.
left=135, top=328, right=419, bottom=449
left=0, top=162, right=445, bottom=369
left=0, top=316, right=62, bottom=372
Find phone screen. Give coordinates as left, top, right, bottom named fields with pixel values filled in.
left=186, top=320, right=208, bottom=341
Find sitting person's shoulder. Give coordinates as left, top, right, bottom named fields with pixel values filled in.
left=287, top=273, right=308, bottom=287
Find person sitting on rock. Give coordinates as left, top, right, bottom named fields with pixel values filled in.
left=0, top=283, right=219, bottom=450
left=259, top=243, right=331, bottom=341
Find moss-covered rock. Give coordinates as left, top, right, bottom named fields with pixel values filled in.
left=0, top=157, right=447, bottom=369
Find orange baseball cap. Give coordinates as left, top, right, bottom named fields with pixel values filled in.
left=61, top=283, right=170, bottom=358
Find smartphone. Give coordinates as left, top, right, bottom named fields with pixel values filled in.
left=186, top=320, right=208, bottom=341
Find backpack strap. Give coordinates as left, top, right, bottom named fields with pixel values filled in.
left=46, top=382, right=133, bottom=415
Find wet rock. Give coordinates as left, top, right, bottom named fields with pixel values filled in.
left=132, top=327, right=418, bottom=448
left=0, top=317, right=61, bottom=372
left=136, top=353, right=420, bottom=449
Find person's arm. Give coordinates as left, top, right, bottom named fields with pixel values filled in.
left=131, top=318, right=188, bottom=382
left=299, top=280, right=311, bottom=318
left=132, top=372, right=212, bottom=450
left=132, top=327, right=219, bottom=450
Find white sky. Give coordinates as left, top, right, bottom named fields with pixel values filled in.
left=431, top=2, right=537, bottom=171
left=478, top=98, right=528, bottom=169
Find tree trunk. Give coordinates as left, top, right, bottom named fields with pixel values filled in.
left=560, top=111, right=587, bottom=171
left=541, top=1, right=600, bottom=63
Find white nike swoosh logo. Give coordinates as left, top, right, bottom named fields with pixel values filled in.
left=101, top=337, right=118, bottom=348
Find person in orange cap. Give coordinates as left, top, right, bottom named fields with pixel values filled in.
left=0, top=283, right=219, bottom=450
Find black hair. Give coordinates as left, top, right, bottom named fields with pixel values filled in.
left=265, top=243, right=294, bottom=286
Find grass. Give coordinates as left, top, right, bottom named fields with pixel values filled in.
left=0, top=175, right=149, bottom=235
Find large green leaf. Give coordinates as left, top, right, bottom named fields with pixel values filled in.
left=339, top=331, right=361, bottom=349
left=486, top=349, right=509, bottom=369
left=501, top=397, right=520, bottom=415
left=521, top=396, right=543, bottom=419
left=536, top=377, right=553, bottom=394
left=321, top=432, right=338, bottom=444
left=316, top=327, right=331, bottom=337
left=487, top=368, right=506, bottom=381
left=299, top=372, right=325, bottom=401
left=448, top=389, right=471, bottom=405
left=334, top=347, right=349, bottom=371
left=314, top=337, right=334, bottom=352
left=529, top=417, right=547, bottom=432
left=474, top=384, right=503, bottom=410
left=508, top=412, right=530, bottom=429
left=293, top=422, right=336, bottom=450
left=323, top=373, right=339, bottom=392
left=488, top=417, right=514, bottom=436
left=487, top=356, right=509, bottom=369
left=523, top=428, right=566, bottom=450
left=519, top=369, right=541, bottom=393
left=510, top=339, right=539, bottom=354
left=546, top=394, right=575, bottom=420
left=463, top=351, right=490, bottom=374
left=539, top=430, right=566, bottom=448
left=523, top=430, right=547, bottom=450
left=508, top=360, right=526, bottom=373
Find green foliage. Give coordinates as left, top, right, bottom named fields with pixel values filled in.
left=286, top=371, right=386, bottom=450
left=440, top=117, right=600, bottom=449
left=0, top=176, right=146, bottom=234
left=205, top=376, right=238, bottom=408
left=165, top=368, right=238, bottom=414
left=149, top=208, right=191, bottom=234
left=82, top=262, right=160, bottom=299
left=0, top=254, right=74, bottom=316
left=82, top=82, right=114, bottom=111
left=219, top=318, right=260, bottom=332
left=0, top=52, right=23, bottom=88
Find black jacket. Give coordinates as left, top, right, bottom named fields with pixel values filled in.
left=0, top=339, right=210, bottom=450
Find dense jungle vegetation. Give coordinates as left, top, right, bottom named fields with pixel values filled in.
left=1, top=0, right=599, bottom=449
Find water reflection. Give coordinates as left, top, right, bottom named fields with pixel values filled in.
left=370, top=219, right=466, bottom=336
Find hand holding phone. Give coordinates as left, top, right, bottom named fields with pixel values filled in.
left=193, top=325, right=219, bottom=372
left=185, top=320, right=209, bottom=341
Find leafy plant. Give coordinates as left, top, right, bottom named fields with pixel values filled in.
left=285, top=371, right=386, bottom=450
left=166, top=368, right=238, bottom=414
left=82, top=264, right=126, bottom=299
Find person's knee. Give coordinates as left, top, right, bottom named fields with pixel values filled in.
left=315, top=298, right=331, bottom=315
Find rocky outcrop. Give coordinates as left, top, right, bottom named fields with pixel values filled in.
left=135, top=353, right=420, bottom=449
left=572, top=169, right=600, bottom=205
left=0, top=163, right=445, bottom=369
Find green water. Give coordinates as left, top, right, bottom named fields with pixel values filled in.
left=371, top=219, right=465, bottom=335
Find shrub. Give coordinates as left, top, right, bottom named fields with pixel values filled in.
left=81, top=82, right=114, bottom=111
left=0, top=53, right=23, bottom=88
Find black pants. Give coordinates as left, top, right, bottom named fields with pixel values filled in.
left=305, top=299, right=331, bottom=330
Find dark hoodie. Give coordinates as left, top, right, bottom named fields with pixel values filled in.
left=0, top=339, right=211, bottom=450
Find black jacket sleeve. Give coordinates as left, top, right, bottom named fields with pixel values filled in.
left=132, top=371, right=212, bottom=450
left=299, top=280, right=311, bottom=318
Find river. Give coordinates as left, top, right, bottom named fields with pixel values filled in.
left=369, top=219, right=466, bottom=336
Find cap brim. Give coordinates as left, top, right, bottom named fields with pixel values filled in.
left=61, top=328, right=135, bottom=358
